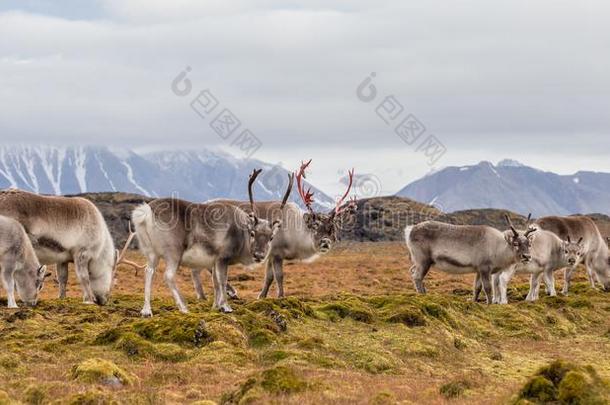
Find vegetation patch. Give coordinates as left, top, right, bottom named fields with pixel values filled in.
left=515, top=360, right=610, bottom=404
left=440, top=379, right=472, bottom=399
left=71, top=358, right=134, bottom=387
left=317, top=297, right=375, bottom=323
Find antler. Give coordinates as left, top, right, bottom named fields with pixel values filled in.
left=296, top=159, right=314, bottom=213
left=504, top=214, right=518, bottom=237
left=280, top=173, right=295, bottom=209
left=524, top=213, right=537, bottom=237
left=335, top=168, right=355, bottom=216
left=115, top=222, right=146, bottom=276
left=248, top=168, right=263, bottom=219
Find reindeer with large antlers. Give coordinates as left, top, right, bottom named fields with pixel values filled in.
left=132, top=169, right=281, bottom=316
left=0, top=189, right=116, bottom=305
left=196, top=160, right=357, bottom=299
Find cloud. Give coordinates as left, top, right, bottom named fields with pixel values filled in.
left=1, top=1, right=609, bottom=192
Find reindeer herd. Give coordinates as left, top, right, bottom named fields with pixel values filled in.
left=0, top=160, right=609, bottom=316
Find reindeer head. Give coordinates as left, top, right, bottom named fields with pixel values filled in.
left=13, top=264, right=49, bottom=307
left=563, top=236, right=585, bottom=267
left=504, top=213, right=537, bottom=263
left=246, top=168, right=290, bottom=263
left=296, top=160, right=357, bottom=254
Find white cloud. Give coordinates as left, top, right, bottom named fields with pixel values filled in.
left=1, top=1, right=610, bottom=193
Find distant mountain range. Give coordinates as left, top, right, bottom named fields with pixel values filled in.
left=0, top=145, right=334, bottom=210
left=397, top=159, right=610, bottom=216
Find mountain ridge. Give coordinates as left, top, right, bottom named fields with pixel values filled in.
left=397, top=160, right=610, bottom=216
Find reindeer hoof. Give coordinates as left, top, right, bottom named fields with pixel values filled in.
left=219, top=305, right=233, bottom=313
left=140, top=309, right=153, bottom=318
left=228, top=292, right=239, bottom=300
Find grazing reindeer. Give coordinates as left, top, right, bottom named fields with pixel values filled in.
left=0, top=215, right=48, bottom=308
left=493, top=230, right=584, bottom=304
left=535, top=215, right=610, bottom=293
left=132, top=169, right=281, bottom=316
left=194, top=160, right=357, bottom=299
left=0, top=189, right=118, bottom=305
left=405, top=215, right=536, bottom=304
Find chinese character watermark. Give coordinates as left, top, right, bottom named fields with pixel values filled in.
left=171, top=67, right=262, bottom=159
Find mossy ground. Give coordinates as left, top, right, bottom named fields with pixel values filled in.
left=1, top=242, right=609, bottom=404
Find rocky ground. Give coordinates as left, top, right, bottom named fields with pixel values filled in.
left=1, top=243, right=609, bottom=404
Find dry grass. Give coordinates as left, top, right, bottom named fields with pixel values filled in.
left=1, top=242, right=609, bottom=404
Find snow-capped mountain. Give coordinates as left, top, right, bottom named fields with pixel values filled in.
left=0, top=145, right=334, bottom=209
left=396, top=159, right=610, bottom=216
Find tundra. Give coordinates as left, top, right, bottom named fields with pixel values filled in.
left=0, top=215, right=48, bottom=307
left=405, top=216, right=536, bottom=303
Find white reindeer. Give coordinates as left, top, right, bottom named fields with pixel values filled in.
left=0, top=215, right=48, bottom=308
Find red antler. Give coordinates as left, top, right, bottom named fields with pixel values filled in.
left=296, top=159, right=314, bottom=213
left=335, top=168, right=355, bottom=215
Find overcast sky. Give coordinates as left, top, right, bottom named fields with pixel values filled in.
left=1, top=0, right=609, bottom=195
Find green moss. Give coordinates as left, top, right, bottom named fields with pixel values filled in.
left=133, top=314, right=211, bottom=347
left=23, top=385, right=46, bottom=405
left=115, top=332, right=188, bottom=362
left=518, top=376, right=556, bottom=402
left=71, top=358, right=133, bottom=386
left=385, top=310, right=426, bottom=327
left=318, top=298, right=374, bottom=323
left=297, top=336, right=324, bottom=350
left=260, top=366, right=308, bottom=394
left=0, top=353, right=20, bottom=370
left=221, top=377, right=258, bottom=405
left=516, top=360, right=610, bottom=404
left=65, top=390, right=113, bottom=405
left=568, top=298, right=594, bottom=309
left=439, top=380, right=472, bottom=399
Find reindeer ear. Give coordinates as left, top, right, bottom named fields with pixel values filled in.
left=504, top=231, right=514, bottom=245
left=273, top=219, right=282, bottom=229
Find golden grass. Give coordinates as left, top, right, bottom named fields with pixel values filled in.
left=0, top=242, right=609, bottom=404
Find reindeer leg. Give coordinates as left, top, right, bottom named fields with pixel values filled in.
left=141, top=256, right=159, bottom=318
left=207, top=267, right=238, bottom=300
left=271, top=256, right=285, bottom=298
left=258, top=259, right=275, bottom=299
left=526, top=273, right=540, bottom=301
left=213, top=260, right=232, bottom=313
left=74, top=252, right=95, bottom=304
left=542, top=267, right=557, bottom=297
left=498, top=266, right=515, bottom=304
left=562, top=267, right=575, bottom=296
left=164, top=259, right=188, bottom=314
left=57, top=262, right=69, bottom=299
left=585, top=264, right=598, bottom=289
left=472, top=273, right=482, bottom=302
left=191, top=268, right=206, bottom=300
left=411, top=262, right=430, bottom=294
left=479, top=269, right=493, bottom=305
left=1, top=262, right=18, bottom=308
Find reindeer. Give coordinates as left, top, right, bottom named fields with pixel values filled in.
left=405, top=216, right=536, bottom=304
left=493, top=229, right=584, bottom=304
left=192, top=160, right=357, bottom=299
left=0, top=215, right=48, bottom=308
left=535, top=215, right=610, bottom=293
left=132, top=169, right=281, bottom=316
left=0, top=189, right=129, bottom=305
